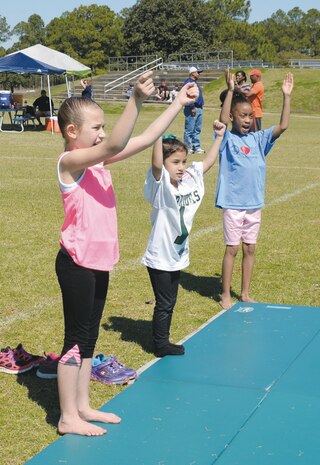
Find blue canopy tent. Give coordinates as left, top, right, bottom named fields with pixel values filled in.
left=7, top=44, right=92, bottom=97
left=0, top=52, right=65, bottom=75
left=0, top=52, right=65, bottom=132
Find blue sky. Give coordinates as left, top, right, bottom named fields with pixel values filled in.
left=2, top=0, right=319, bottom=47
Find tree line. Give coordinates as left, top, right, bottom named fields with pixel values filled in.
left=0, top=0, right=319, bottom=72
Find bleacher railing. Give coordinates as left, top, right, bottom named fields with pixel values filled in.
left=104, top=58, right=163, bottom=97
left=108, top=55, right=160, bottom=72
left=162, top=59, right=274, bottom=71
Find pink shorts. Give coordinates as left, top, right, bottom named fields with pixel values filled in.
left=223, top=208, right=261, bottom=245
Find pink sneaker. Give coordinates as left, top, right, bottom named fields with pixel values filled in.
left=0, top=344, right=44, bottom=374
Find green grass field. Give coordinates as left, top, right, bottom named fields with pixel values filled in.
left=1, top=71, right=320, bottom=465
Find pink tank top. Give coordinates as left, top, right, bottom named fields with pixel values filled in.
left=59, top=161, right=119, bottom=271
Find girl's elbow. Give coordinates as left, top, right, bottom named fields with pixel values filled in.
left=280, top=124, right=289, bottom=133
left=107, top=142, right=126, bottom=156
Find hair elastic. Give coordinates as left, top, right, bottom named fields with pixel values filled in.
left=162, top=133, right=176, bottom=140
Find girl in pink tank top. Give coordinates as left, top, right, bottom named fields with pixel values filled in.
left=55, top=72, right=200, bottom=437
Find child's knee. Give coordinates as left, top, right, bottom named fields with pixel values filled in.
left=242, top=242, right=256, bottom=256
left=225, top=244, right=239, bottom=257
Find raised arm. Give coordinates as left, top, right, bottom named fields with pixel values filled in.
left=272, top=72, right=294, bottom=140
left=105, top=71, right=155, bottom=154
left=60, top=71, right=155, bottom=175
left=220, top=70, right=234, bottom=126
left=105, top=82, right=199, bottom=164
left=151, top=137, right=163, bottom=180
left=202, top=120, right=226, bottom=173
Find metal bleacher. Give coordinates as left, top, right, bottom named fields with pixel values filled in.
left=288, top=59, right=320, bottom=69
left=68, top=62, right=223, bottom=103
left=60, top=52, right=300, bottom=103
left=53, top=51, right=320, bottom=104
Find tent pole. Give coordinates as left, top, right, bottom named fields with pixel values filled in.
left=47, top=75, right=54, bottom=134
left=65, top=75, right=70, bottom=97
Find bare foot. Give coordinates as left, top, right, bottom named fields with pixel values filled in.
left=80, top=408, right=121, bottom=424
left=241, top=295, right=256, bottom=303
left=58, top=417, right=107, bottom=436
left=219, top=294, right=234, bottom=310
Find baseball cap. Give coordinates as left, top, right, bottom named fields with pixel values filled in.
left=189, top=66, right=203, bottom=74
left=249, top=69, right=262, bottom=77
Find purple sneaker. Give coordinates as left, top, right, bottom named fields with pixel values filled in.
left=91, top=357, right=131, bottom=385
left=94, top=354, right=137, bottom=380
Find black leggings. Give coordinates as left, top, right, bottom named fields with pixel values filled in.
left=147, top=267, right=180, bottom=349
left=55, top=250, right=109, bottom=359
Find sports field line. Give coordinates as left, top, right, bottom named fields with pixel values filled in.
left=0, top=156, right=56, bottom=161
left=0, top=296, right=59, bottom=329
left=1, top=181, right=319, bottom=327
left=268, top=165, right=320, bottom=171
left=0, top=157, right=320, bottom=172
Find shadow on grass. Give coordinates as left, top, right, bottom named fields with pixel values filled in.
left=102, top=317, right=153, bottom=353
left=180, top=271, right=240, bottom=303
left=101, top=273, right=240, bottom=352
left=16, top=368, right=60, bottom=429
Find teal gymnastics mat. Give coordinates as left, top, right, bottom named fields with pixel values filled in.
left=25, top=302, right=320, bottom=465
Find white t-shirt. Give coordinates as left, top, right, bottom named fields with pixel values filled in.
left=142, top=161, right=204, bottom=271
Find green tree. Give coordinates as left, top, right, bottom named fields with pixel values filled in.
left=243, top=23, right=277, bottom=62
left=121, top=0, right=208, bottom=57
left=258, top=7, right=320, bottom=58
left=45, top=5, right=124, bottom=70
left=121, top=0, right=253, bottom=58
left=0, top=15, right=11, bottom=55
left=206, top=0, right=250, bottom=21
left=301, top=9, right=320, bottom=56
left=0, top=15, right=11, bottom=43
left=11, top=14, right=45, bottom=50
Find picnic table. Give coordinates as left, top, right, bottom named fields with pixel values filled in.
left=0, top=107, right=36, bottom=132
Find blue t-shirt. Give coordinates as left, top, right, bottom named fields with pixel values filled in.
left=215, top=127, right=276, bottom=209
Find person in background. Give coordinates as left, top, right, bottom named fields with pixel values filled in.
left=167, top=83, right=180, bottom=103
left=81, top=79, right=93, bottom=99
left=183, top=66, right=205, bottom=154
left=126, top=83, right=134, bottom=99
left=240, top=69, right=264, bottom=131
left=234, top=70, right=251, bottom=92
left=156, top=80, right=170, bottom=101
left=33, top=90, right=54, bottom=126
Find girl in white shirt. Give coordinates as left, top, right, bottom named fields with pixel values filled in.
left=142, top=121, right=226, bottom=357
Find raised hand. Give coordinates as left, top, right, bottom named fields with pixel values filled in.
left=133, top=71, right=155, bottom=99
left=213, top=119, right=226, bottom=137
left=176, top=82, right=199, bottom=106
left=225, top=69, right=235, bottom=92
left=282, top=72, right=294, bottom=96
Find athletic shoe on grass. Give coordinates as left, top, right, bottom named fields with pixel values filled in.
left=91, top=356, right=131, bottom=385
left=0, top=344, right=44, bottom=374
left=94, top=354, right=137, bottom=380
left=36, top=353, right=60, bottom=379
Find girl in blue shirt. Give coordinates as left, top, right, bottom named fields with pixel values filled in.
left=218, top=70, right=294, bottom=310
